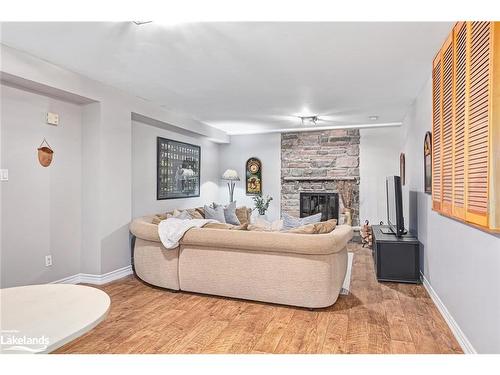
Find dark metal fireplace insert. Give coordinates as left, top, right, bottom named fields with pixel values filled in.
left=299, top=192, right=339, bottom=222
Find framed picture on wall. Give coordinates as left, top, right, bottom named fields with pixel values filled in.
left=424, top=131, right=432, bottom=194
left=157, top=137, right=201, bottom=200
left=245, top=157, right=262, bottom=195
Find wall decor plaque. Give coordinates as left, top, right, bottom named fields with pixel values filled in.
left=424, top=131, right=432, bottom=194
left=157, top=137, right=200, bottom=200
left=37, top=138, right=54, bottom=167
left=245, top=157, right=262, bottom=196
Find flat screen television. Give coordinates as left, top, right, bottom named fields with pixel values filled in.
left=386, top=175, right=405, bottom=237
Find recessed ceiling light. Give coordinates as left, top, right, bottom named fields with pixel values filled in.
left=369, top=116, right=379, bottom=121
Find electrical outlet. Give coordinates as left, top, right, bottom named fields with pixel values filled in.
left=0, top=169, right=8, bottom=181
left=45, top=255, right=52, bottom=267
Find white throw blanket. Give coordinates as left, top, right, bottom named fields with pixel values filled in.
left=158, top=217, right=218, bottom=249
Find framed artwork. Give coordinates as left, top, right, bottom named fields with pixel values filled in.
left=157, top=137, right=201, bottom=200
left=400, top=153, right=406, bottom=186
left=424, top=131, right=432, bottom=194
left=245, top=157, right=262, bottom=196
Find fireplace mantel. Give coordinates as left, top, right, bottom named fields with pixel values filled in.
left=282, top=176, right=358, bottom=182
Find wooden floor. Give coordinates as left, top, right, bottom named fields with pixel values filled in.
left=55, top=243, right=462, bottom=354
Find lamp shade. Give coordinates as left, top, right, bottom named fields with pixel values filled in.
left=221, top=169, right=240, bottom=181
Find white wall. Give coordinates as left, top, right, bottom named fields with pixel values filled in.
left=401, top=77, right=500, bottom=353
left=359, top=127, right=402, bottom=226
left=218, top=134, right=281, bottom=221
left=0, top=84, right=82, bottom=287
left=1, top=44, right=228, bottom=280
left=218, top=131, right=401, bottom=225
left=132, top=120, right=220, bottom=217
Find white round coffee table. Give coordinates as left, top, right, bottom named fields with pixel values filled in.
left=0, top=284, right=110, bottom=354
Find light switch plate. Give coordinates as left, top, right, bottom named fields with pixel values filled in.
left=46, top=112, right=59, bottom=126
left=0, top=169, right=8, bottom=181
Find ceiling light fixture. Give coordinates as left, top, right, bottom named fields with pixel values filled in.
left=132, top=21, right=153, bottom=25
left=369, top=115, right=379, bottom=121
left=299, top=115, right=319, bottom=126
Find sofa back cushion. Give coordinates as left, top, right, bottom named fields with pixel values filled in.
left=204, top=204, right=226, bottom=223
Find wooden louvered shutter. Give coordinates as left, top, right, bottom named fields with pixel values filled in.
left=441, top=35, right=454, bottom=215
left=466, top=21, right=491, bottom=227
left=452, top=22, right=468, bottom=220
left=432, top=52, right=443, bottom=211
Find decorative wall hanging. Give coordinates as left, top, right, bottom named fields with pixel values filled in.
left=424, top=131, right=432, bottom=194
left=400, top=152, right=406, bottom=186
left=37, top=138, right=54, bottom=167
left=157, top=137, right=200, bottom=200
left=245, top=157, right=262, bottom=196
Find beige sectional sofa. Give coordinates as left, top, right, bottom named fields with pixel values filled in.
left=129, top=215, right=353, bottom=308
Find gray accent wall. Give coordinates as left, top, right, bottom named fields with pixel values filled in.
left=0, top=84, right=83, bottom=287
left=132, top=120, right=220, bottom=218
left=401, top=76, right=500, bottom=353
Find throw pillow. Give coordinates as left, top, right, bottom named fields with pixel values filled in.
left=204, top=204, right=226, bottom=223
left=194, top=207, right=205, bottom=218
left=235, top=206, right=252, bottom=225
left=282, top=212, right=322, bottom=230
left=248, top=218, right=284, bottom=232
left=286, top=219, right=337, bottom=234
left=151, top=213, right=168, bottom=225
left=187, top=208, right=204, bottom=219
left=223, top=201, right=241, bottom=225
left=173, top=209, right=192, bottom=220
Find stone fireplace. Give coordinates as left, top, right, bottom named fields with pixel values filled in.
left=281, top=129, right=360, bottom=226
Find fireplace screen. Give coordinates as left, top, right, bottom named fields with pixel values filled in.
left=300, top=192, right=339, bottom=222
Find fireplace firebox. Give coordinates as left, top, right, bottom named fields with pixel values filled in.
left=299, top=192, right=339, bottom=222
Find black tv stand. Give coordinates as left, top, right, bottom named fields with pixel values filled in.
left=372, top=225, right=421, bottom=284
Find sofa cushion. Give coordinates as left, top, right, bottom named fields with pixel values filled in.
left=204, top=204, right=226, bottom=223
left=187, top=208, right=204, bottom=219
left=173, top=209, right=192, bottom=220
left=282, top=212, right=322, bottom=230
left=286, top=219, right=337, bottom=234
left=151, top=213, right=169, bottom=225
left=181, top=224, right=353, bottom=255
left=222, top=201, right=241, bottom=225
left=235, top=206, right=252, bottom=225
left=203, top=222, right=248, bottom=231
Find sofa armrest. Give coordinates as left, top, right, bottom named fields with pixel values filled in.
left=181, top=225, right=353, bottom=255
left=129, top=216, right=161, bottom=243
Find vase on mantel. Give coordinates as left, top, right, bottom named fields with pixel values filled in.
left=344, top=208, right=353, bottom=226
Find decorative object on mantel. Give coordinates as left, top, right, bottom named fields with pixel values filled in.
left=360, top=220, right=373, bottom=248
left=400, top=152, right=406, bottom=186
left=37, top=138, right=54, bottom=167
left=337, top=180, right=354, bottom=226
left=252, top=194, right=273, bottom=220
left=221, top=169, right=240, bottom=203
left=424, top=131, right=432, bottom=194
left=245, top=157, right=262, bottom=196
left=157, top=137, right=200, bottom=200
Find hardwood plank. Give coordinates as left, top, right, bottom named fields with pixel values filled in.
left=390, top=340, right=417, bottom=354
left=54, top=243, right=463, bottom=354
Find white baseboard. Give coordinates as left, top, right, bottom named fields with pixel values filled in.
left=420, top=272, right=476, bottom=354
left=50, top=273, right=81, bottom=285
left=50, top=265, right=133, bottom=286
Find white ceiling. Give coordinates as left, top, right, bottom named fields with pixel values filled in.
left=0, top=22, right=452, bottom=135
